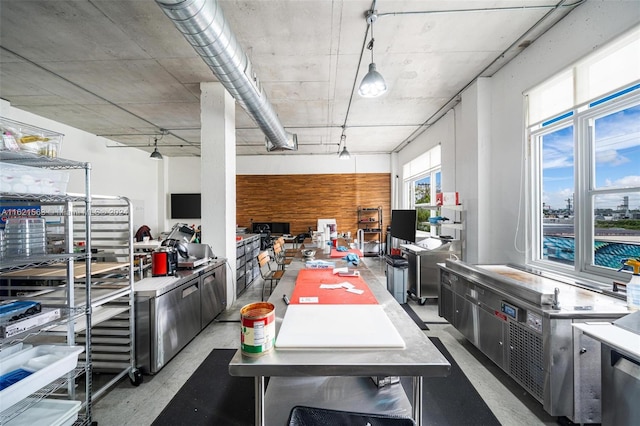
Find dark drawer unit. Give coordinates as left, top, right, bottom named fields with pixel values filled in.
left=236, top=234, right=261, bottom=296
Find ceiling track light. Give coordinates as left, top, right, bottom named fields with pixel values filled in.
left=338, top=133, right=350, bottom=160
left=150, top=136, right=163, bottom=160
left=359, top=10, right=387, bottom=98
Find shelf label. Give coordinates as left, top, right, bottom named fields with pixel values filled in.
left=0, top=204, right=42, bottom=224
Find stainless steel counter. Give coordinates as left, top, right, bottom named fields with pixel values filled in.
left=439, top=259, right=631, bottom=424
left=228, top=251, right=450, bottom=426
left=444, top=260, right=629, bottom=318
left=574, top=312, right=640, bottom=426
left=135, top=258, right=227, bottom=374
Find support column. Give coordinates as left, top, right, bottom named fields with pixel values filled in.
left=201, top=82, right=236, bottom=306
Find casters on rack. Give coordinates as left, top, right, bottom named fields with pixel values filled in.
left=408, top=292, right=427, bottom=305
left=129, top=368, right=143, bottom=386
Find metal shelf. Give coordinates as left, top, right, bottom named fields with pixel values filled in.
left=0, top=136, right=105, bottom=423
left=0, top=306, right=86, bottom=348
left=357, top=206, right=383, bottom=257
left=0, top=253, right=87, bottom=272
left=0, top=191, right=88, bottom=203
left=415, top=203, right=464, bottom=211
left=419, top=222, right=464, bottom=230
left=0, top=150, right=88, bottom=170
left=0, top=364, right=87, bottom=424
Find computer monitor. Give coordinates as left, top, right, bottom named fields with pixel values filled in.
left=390, top=209, right=417, bottom=243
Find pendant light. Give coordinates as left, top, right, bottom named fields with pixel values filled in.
left=358, top=11, right=387, bottom=98
left=150, top=137, right=163, bottom=160
left=338, top=133, right=350, bottom=160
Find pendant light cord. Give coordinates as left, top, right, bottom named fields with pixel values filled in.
left=340, top=0, right=378, bottom=153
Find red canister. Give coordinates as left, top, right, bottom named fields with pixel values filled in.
left=152, top=250, right=169, bottom=276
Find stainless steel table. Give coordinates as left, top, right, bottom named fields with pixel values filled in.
left=228, top=252, right=451, bottom=425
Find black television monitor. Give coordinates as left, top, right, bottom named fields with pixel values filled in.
left=252, top=222, right=290, bottom=235
left=390, top=209, right=417, bottom=243
left=270, top=222, right=290, bottom=235
left=170, top=193, right=201, bottom=219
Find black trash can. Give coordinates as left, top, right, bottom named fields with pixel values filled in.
left=385, top=254, right=409, bottom=304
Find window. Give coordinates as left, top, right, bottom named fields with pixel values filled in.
left=403, top=145, right=441, bottom=234
left=528, top=26, right=640, bottom=282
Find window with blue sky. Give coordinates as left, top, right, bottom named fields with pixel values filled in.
left=528, top=26, right=640, bottom=282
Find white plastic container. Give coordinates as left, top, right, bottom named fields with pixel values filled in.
left=0, top=345, right=84, bottom=412
left=623, top=259, right=640, bottom=311
left=0, top=163, right=69, bottom=195
left=627, top=273, right=640, bottom=311
left=5, top=399, right=81, bottom=426
left=0, top=343, right=32, bottom=361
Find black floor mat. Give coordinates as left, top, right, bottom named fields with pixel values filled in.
left=400, top=303, right=429, bottom=330
left=152, top=339, right=500, bottom=426
left=151, top=349, right=253, bottom=426
left=415, top=338, right=501, bottom=425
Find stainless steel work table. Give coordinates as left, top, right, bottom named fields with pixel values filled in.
left=228, top=250, right=451, bottom=426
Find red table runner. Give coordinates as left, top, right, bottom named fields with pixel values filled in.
left=290, top=269, right=378, bottom=304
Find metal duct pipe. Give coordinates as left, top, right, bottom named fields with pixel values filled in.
left=155, top=0, right=297, bottom=151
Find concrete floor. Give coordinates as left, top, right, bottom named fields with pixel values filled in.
left=92, top=256, right=559, bottom=425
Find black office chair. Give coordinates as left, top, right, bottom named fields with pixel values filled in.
left=257, top=225, right=273, bottom=250
left=295, top=232, right=311, bottom=244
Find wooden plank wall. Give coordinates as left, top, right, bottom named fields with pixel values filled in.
left=236, top=173, right=391, bottom=242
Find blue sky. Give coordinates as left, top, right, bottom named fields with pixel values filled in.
left=542, top=103, right=640, bottom=211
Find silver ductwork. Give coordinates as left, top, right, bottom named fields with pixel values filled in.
left=155, top=0, right=297, bottom=151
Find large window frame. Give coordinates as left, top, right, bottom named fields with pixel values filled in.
left=528, top=89, right=640, bottom=282
left=527, top=26, right=640, bottom=284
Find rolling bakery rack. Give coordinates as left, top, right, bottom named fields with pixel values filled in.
left=0, top=118, right=139, bottom=425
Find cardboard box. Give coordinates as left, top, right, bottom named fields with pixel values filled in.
left=1, top=308, right=62, bottom=338
left=436, top=192, right=459, bottom=206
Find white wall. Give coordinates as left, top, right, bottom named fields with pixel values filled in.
left=236, top=153, right=391, bottom=175
left=397, top=0, right=640, bottom=265
left=164, top=157, right=202, bottom=232
left=0, top=99, right=161, bottom=234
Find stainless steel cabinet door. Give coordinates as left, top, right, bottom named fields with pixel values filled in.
left=154, top=278, right=201, bottom=372
left=438, top=280, right=455, bottom=324
left=201, top=265, right=227, bottom=328
left=477, top=307, right=506, bottom=369
left=455, top=293, right=477, bottom=345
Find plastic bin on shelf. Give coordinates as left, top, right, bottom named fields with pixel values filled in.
left=5, top=399, right=81, bottom=426
left=288, top=406, right=416, bottom=425
left=0, top=343, right=32, bottom=361
left=0, top=117, right=63, bottom=158
left=0, top=162, right=69, bottom=195
left=0, top=345, right=84, bottom=412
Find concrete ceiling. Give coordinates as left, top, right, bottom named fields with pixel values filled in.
left=0, top=0, right=582, bottom=157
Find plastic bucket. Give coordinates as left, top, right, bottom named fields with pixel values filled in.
left=240, top=302, right=275, bottom=357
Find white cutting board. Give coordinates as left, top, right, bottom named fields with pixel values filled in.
left=275, top=304, right=405, bottom=350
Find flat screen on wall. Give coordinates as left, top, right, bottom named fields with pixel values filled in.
left=390, top=209, right=417, bottom=243
left=170, top=193, right=201, bottom=219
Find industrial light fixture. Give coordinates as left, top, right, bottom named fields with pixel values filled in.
left=338, top=133, right=350, bottom=160
left=150, top=137, right=163, bottom=160
left=358, top=11, right=387, bottom=98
